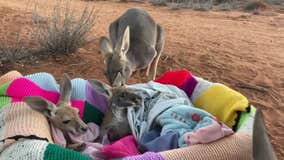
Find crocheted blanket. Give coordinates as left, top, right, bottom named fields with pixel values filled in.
left=0, top=70, right=253, bottom=160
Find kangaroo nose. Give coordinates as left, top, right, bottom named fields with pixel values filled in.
left=107, top=130, right=118, bottom=142
left=81, top=127, right=87, bottom=132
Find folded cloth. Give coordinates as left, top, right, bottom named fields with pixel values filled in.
left=102, top=135, right=140, bottom=159
left=154, top=69, right=197, bottom=97
left=181, top=120, right=233, bottom=146
left=128, top=81, right=190, bottom=140
left=139, top=127, right=179, bottom=153
left=156, top=104, right=233, bottom=147
left=128, top=81, right=233, bottom=148
left=193, top=83, right=249, bottom=128
left=154, top=70, right=249, bottom=128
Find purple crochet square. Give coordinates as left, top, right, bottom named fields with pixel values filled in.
left=85, top=81, right=108, bottom=113
left=181, top=77, right=197, bottom=97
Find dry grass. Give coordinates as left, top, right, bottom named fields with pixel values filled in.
left=0, top=0, right=97, bottom=65
left=245, top=1, right=261, bottom=11
left=35, top=0, right=96, bottom=55
left=192, top=0, right=214, bottom=11
left=264, top=0, right=283, bottom=5
left=151, top=0, right=214, bottom=10
left=150, top=0, right=281, bottom=11
left=166, top=0, right=192, bottom=9
left=151, top=0, right=240, bottom=10
left=0, top=30, right=33, bottom=65
left=217, top=0, right=236, bottom=11
left=150, top=0, right=168, bottom=6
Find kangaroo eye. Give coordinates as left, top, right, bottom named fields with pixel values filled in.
left=62, top=120, right=71, bottom=124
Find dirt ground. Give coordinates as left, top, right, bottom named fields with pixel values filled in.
left=0, top=0, right=283, bottom=158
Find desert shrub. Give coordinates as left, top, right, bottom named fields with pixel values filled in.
left=192, top=0, right=214, bottom=11
left=214, top=0, right=224, bottom=4
left=35, top=0, right=96, bottom=55
left=150, top=0, right=168, bottom=6
left=264, top=0, right=283, bottom=5
left=218, top=2, right=232, bottom=10
left=0, top=31, right=33, bottom=65
left=217, top=0, right=235, bottom=11
left=0, top=43, right=29, bottom=65
left=244, top=1, right=268, bottom=11
left=245, top=1, right=259, bottom=10
left=150, top=0, right=213, bottom=10
left=166, top=0, right=193, bottom=9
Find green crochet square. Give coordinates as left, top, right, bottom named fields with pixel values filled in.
left=83, top=101, right=104, bottom=126
left=44, top=143, right=92, bottom=160
left=236, top=105, right=256, bottom=133
left=0, top=81, right=12, bottom=108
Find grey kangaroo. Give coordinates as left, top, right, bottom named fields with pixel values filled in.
left=99, top=8, right=165, bottom=87
left=88, top=79, right=141, bottom=142
left=253, top=109, right=277, bottom=160
left=24, top=74, right=88, bottom=151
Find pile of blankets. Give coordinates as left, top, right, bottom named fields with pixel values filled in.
left=101, top=70, right=250, bottom=159
left=0, top=70, right=251, bottom=160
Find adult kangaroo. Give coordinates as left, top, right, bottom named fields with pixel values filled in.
left=99, top=8, right=165, bottom=87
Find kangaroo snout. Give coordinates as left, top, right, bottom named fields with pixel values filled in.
left=77, top=119, right=88, bottom=134
left=106, top=128, right=120, bottom=142
left=106, top=125, right=131, bottom=142
left=79, top=126, right=88, bottom=133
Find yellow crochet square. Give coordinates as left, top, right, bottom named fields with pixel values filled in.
left=193, top=83, right=248, bottom=128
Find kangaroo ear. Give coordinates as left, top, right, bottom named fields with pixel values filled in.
left=88, top=79, right=112, bottom=97
left=99, top=37, right=114, bottom=58
left=24, top=96, right=57, bottom=118
left=119, top=26, right=130, bottom=59
left=253, top=109, right=277, bottom=160
left=112, top=72, right=124, bottom=87
left=59, top=73, right=72, bottom=104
